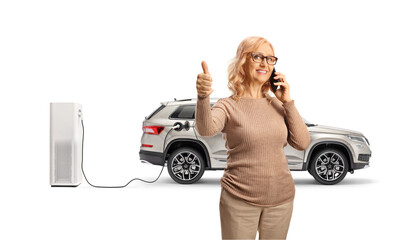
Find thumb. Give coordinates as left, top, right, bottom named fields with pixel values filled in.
left=201, top=61, right=210, bottom=74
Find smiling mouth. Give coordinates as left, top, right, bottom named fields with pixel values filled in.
left=256, top=70, right=267, bottom=74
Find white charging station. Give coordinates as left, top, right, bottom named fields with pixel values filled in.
left=50, top=103, right=83, bottom=187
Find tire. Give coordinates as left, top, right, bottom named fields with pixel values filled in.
left=167, top=147, right=206, bottom=184
left=309, top=148, right=349, bottom=185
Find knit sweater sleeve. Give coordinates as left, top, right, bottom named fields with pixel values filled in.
left=195, top=95, right=227, bottom=137
left=282, top=99, right=311, bottom=150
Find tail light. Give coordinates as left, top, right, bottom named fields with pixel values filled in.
left=142, top=126, right=164, bottom=135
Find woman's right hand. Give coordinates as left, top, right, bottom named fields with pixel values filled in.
left=196, top=61, right=214, bottom=98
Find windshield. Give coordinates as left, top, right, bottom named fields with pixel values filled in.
left=302, top=117, right=317, bottom=127
left=302, top=117, right=311, bottom=124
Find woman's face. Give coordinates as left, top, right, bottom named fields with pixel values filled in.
left=243, top=42, right=274, bottom=84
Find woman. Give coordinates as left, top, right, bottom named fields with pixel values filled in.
left=195, top=36, right=310, bottom=240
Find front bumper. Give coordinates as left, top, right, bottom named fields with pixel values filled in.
left=139, top=150, right=165, bottom=166
left=352, top=153, right=371, bottom=170
left=353, top=153, right=371, bottom=170
left=353, top=163, right=370, bottom=170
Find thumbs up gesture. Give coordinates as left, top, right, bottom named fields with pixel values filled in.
left=196, top=61, right=214, bottom=98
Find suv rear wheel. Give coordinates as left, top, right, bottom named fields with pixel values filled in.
left=167, top=147, right=205, bottom=184
left=309, top=148, right=349, bottom=185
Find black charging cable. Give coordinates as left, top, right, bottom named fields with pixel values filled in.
left=80, top=119, right=189, bottom=188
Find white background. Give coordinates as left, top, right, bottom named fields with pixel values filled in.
left=1, top=0, right=401, bottom=239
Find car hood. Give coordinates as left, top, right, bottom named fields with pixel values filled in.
left=309, top=124, right=363, bottom=136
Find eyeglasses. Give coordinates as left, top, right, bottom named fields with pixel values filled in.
left=250, top=53, right=278, bottom=65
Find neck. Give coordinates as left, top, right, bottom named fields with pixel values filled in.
left=241, top=80, right=264, bottom=98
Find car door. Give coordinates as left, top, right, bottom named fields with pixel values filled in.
left=192, top=103, right=228, bottom=169
left=284, top=144, right=305, bottom=170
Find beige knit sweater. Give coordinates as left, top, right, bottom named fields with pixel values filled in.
left=195, top=94, right=310, bottom=207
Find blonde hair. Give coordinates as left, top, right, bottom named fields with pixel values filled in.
left=227, top=36, right=275, bottom=103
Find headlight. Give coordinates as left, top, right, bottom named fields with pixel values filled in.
left=363, top=136, right=370, bottom=146
left=347, top=135, right=369, bottom=145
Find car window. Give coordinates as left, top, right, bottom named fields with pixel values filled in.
left=170, top=104, right=215, bottom=119
left=170, top=105, right=195, bottom=119
left=146, top=104, right=166, bottom=120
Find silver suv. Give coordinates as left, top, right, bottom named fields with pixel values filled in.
left=139, top=97, right=372, bottom=185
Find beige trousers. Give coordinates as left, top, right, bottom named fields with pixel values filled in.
left=219, top=187, right=294, bottom=240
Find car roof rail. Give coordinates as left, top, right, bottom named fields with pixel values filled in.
left=174, top=98, right=192, bottom=102
left=162, top=97, right=220, bottom=105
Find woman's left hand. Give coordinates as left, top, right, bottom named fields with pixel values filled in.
left=272, top=72, right=292, bottom=103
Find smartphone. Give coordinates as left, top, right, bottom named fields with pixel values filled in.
left=269, top=67, right=279, bottom=93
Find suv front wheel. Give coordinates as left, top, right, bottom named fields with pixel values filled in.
left=309, top=148, right=349, bottom=185
left=167, top=147, right=206, bottom=184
